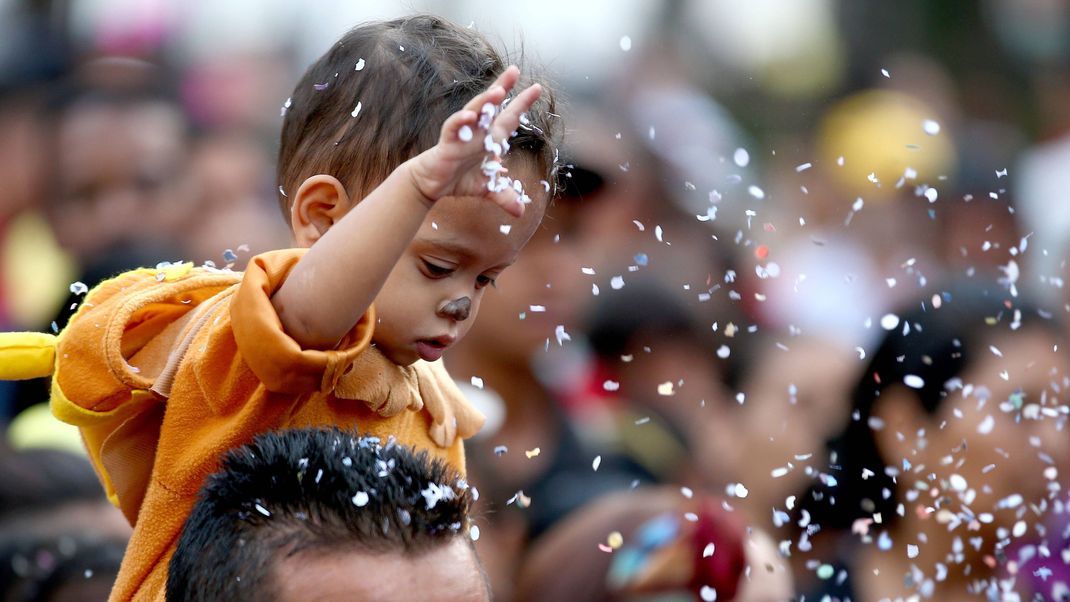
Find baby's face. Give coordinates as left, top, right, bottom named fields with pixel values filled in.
left=373, top=168, right=547, bottom=365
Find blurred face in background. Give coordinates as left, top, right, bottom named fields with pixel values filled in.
left=49, top=99, right=196, bottom=261
left=876, top=327, right=1070, bottom=540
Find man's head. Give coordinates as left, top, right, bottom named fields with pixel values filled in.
left=278, top=15, right=561, bottom=366
left=167, top=428, right=488, bottom=601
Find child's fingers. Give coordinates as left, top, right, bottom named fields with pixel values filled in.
left=490, top=188, right=525, bottom=218
left=491, top=83, right=542, bottom=140
left=441, top=109, right=478, bottom=142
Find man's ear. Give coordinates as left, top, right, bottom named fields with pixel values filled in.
left=290, top=175, right=352, bottom=247
left=871, top=385, right=926, bottom=470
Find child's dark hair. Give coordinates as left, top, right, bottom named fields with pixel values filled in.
left=276, top=14, right=559, bottom=221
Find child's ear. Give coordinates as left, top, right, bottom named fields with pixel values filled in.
left=290, top=175, right=353, bottom=247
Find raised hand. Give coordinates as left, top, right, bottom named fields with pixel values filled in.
left=406, top=65, right=542, bottom=217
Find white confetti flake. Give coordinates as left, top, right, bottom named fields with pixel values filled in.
left=716, top=345, right=730, bottom=359
left=924, top=187, right=938, bottom=202
left=989, top=345, right=1003, bottom=358
left=700, top=585, right=717, bottom=601
left=655, top=225, right=664, bottom=242
left=649, top=126, right=656, bottom=140
left=350, top=101, right=362, bottom=118
left=470, top=525, right=480, bottom=541
left=610, top=276, right=625, bottom=290
left=881, top=68, right=891, bottom=78
left=69, top=281, right=89, bottom=295
left=795, top=162, right=812, bottom=172
left=554, top=324, right=571, bottom=345
left=922, top=119, right=941, bottom=135
left=619, top=35, right=632, bottom=51
left=747, top=185, right=765, bottom=199
left=255, top=503, right=271, bottom=517
left=458, top=125, right=474, bottom=142
left=880, top=314, right=900, bottom=330
left=904, top=375, right=925, bottom=389
left=996, top=168, right=1008, bottom=178
left=603, top=380, right=620, bottom=392
left=499, top=224, right=512, bottom=235
left=352, top=491, right=369, bottom=507
left=355, top=58, right=365, bottom=71
left=581, top=267, right=596, bottom=275
left=592, top=455, right=602, bottom=471
left=977, top=415, right=994, bottom=435
left=949, top=474, right=967, bottom=492
left=471, top=376, right=484, bottom=389
left=703, top=543, right=715, bottom=557
left=681, top=486, right=694, bottom=499
left=529, top=305, right=546, bottom=312
left=907, top=544, right=919, bottom=559
left=657, top=381, right=675, bottom=396
left=733, top=148, right=750, bottom=167
left=727, top=482, right=748, bottom=498
left=1013, top=520, right=1027, bottom=538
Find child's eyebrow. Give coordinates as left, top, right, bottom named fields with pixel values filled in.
left=426, top=239, right=476, bottom=259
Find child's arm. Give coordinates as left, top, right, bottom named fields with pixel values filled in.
left=272, top=66, right=541, bottom=350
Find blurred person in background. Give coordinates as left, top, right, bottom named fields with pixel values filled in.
left=515, top=487, right=791, bottom=601
left=0, top=441, right=130, bottom=602
left=799, top=282, right=1070, bottom=599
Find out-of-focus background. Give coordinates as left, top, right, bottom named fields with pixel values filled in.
left=3, top=0, right=1070, bottom=600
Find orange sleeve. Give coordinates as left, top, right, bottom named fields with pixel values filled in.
left=188, top=249, right=374, bottom=415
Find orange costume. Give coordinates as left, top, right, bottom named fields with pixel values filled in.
left=0, top=249, right=484, bottom=601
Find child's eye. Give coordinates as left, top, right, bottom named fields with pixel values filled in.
left=475, top=274, right=497, bottom=289
left=422, top=260, right=453, bottom=278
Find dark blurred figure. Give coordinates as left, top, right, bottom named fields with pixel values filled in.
left=0, top=441, right=129, bottom=602
left=801, top=282, right=1070, bottom=599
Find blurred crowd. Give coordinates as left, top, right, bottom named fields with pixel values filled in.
left=4, top=0, right=1070, bottom=600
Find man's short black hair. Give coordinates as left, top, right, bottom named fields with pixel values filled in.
left=167, top=427, right=474, bottom=601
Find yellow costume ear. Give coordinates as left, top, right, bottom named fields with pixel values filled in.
left=0, top=332, right=57, bottom=380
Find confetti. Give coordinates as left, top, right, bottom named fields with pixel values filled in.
left=816, top=564, right=834, bottom=580
left=795, top=162, right=812, bottom=172
left=458, top=125, right=474, bottom=142
left=494, top=445, right=508, bottom=456
left=355, top=58, right=365, bottom=70
left=948, top=474, right=967, bottom=492
left=733, top=148, right=750, bottom=167
left=499, top=224, right=512, bottom=235
left=881, top=68, right=891, bottom=78
left=350, top=101, right=362, bottom=118
left=904, top=375, right=925, bottom=389
left=1012, top=520, right=1027, bottom=538
left=592, top=456, right=602, bottom=471
left=607, top=531, right=623, bottom=548
left=255, top=503, right=271, bottom=517
left=922, top=119, right=941, bottom=135
left=610, top=276, right=625, bottom=290
left=603, top=380, right=620, bottom=391
left=907, top=544, right=919, bottom=559
left=470, top=525, right=480, bottom=541
left=748, top=185, right=765, bottom=199
left=681, top=486, right=694, bottom=499
left=880, top=314, right=900, bottom=330
left=525, top=448, right=541, bottom=459
left=716, top=345, right=730, bottom=359
left=700, top=586, right=718, bottom=601
left=619, top=35, right=632, bottom=51
left=351, top=491, right=369, bottom=507
left=69, top=281, right=88, bottom=295
left=703, top=543, right=715, bottom=557
left=471, top=376, right=484, bottom=389
left=555, top=325, right=571, bottom=345
left=924, top=187, right=938, bottom=202
left=727, top=482, right=749, bottom=498
left=657, top=381, right=675, bottom=396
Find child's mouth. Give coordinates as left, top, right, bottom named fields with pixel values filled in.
left=415, top=337, right=452, bottom=362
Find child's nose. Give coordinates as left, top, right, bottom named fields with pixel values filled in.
left=437, top=296, right=472, bottom=321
